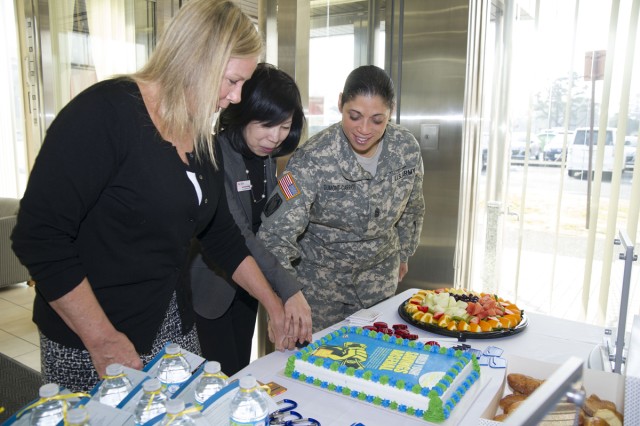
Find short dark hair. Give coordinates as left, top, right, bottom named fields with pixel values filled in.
left=340, top=65, right=395, bottom=111
left=220, top=63, right=305, bottom=157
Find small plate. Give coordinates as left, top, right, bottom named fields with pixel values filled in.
left=397, top=298, right=528, bottom=340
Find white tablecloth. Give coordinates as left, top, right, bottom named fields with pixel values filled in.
left=229, top=289, right=606, bottom=425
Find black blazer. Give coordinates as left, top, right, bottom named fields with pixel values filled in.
left=189, top=136, right=301, bottom=319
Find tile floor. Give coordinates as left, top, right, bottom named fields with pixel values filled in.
left=0, top=283, right=40, bottom=371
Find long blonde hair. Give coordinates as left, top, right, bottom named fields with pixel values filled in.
left=132, top=0, right=263, bottom=164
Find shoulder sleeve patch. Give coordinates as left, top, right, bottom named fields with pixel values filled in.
left=264, top=193, right=283, bottom=217
left=278, top=172, right=301, bottom=200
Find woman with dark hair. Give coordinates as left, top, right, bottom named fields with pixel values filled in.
left=258, top=65, right=425, bottom=332
left=188, top=63, right=311, bottom=375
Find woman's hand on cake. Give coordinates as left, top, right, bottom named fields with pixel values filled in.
left=284, top=291, right=313, bottom=345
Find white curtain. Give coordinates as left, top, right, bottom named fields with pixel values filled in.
left=86, top=0, right=137, bottom=81
left=48, top=0, right=76, bottom=114
left=464, top=0, right=640, bottom=331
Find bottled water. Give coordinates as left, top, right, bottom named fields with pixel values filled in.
left=133, top=378, right=168, bottom=425
left=193, top=361, right=227, bottom=405
left=98, top=363, right=133, bottom=407
left=156, top=343, right=191, bottom=396
left=66, top=407, right=90, bottom=426
left=29, top=383, right=65, bottom=426
left=159, top=399, right=195, bottom=426
left=229, top=376, right=269, bottom=426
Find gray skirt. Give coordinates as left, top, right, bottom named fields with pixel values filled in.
left=39, top=292, right=201, bottom=392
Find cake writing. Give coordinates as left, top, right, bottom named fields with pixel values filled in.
left=380, top=350, right=428, bottom=374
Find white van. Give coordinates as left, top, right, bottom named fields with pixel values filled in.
left=567, top=127, right=616, bottom=180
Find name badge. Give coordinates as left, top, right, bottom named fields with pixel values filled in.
left=237, top=180, right=252, bottom=192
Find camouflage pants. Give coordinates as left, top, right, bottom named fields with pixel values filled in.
left=297, top=253, right=400, bottom=332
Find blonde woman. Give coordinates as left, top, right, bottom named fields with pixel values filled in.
left=12, top=0, right=301, bottom=392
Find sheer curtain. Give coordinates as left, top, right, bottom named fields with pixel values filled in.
left=464, top=0, right=640, bottom=331
left=86, top=0, right=137, bottom=81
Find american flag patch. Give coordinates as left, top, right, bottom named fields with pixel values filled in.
left=278, top=172, right=300, bottom=200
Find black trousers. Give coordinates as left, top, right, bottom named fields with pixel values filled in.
left=195, top=287, right=259, bottom=376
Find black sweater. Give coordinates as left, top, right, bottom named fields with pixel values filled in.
left=11, top=79, right=249, bottom=352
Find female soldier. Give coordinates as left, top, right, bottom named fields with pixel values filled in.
left=258, top=65, right=425, bottom=331
left=189, top=63, right=311, bottom=375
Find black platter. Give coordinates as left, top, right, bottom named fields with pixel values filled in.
left=397, top=298, right=528, bottom=341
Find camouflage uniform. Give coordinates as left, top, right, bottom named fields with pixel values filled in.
left=258, top=122, right=425, bottom=331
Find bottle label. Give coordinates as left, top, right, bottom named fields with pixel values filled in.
left=229, top=420, right=266, bottom=426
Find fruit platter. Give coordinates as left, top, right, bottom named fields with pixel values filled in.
left=398, top=288, right=528, bottom=339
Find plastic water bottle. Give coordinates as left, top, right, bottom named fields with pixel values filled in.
left=29, top=383, right=65, bottom=426
left=133, top=378, right=168, bottom=425
left=159, top=399, right=195, bottom=426
left=156, top=343, right=191, bottom=396
left=66, top=407, right=90, bottom=426
left=98, top=363, right=133, bottom=407
left=193, top=361, right=227, bottom=405
left=229, top=376, right=269, bottom=426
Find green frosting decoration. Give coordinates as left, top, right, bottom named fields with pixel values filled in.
left=380, top=376, right=390, bottom=385
left=438, top=347, right=447, bottom=355
left=411, top=384, right=422, bottom=394
left=357, top=392, right=367, bottom=401
left=423, top=392, right=445, bottom=422
left=389, top=401, right=398, bottom=410
left=342, top=387, right=351, bottom=395
left=313, top=378, right=321, bottom=386
left=472, top=357, right=481, bottom=372
left=407, top=407, right=416, bottom=416
left=395, top=379, right=405, bottom=390
left=299, top=373, right=307, bottom=382
left=327, top=383, right=336, bottom=391
left=330, top=362, right=340, bottom=372
left=362, top=371, right=373, bottom=380
left=301, top=353, right=310, bottom=361
left=373, top=396, right=382, bottom=405
left=314, top=358, right=324, bottom=367
left=346, top=367, right=356, bottom=376
left=284, top=357, right=295, bottom=376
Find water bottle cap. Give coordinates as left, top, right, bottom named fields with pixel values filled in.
left=239, top=376, right=257, bottom=389
left=165, top=398, right=185, bottom=414
left=66, top=407, right=88, bottom=423
left=142, top=378, right=163, bottom=392
left=39, top=383, right=60, bottom=398
left=165, top=343, right=181, bottom=355
left=203, top=361, right=221, bottom=374
left=105, top=363, right=125, bottom=376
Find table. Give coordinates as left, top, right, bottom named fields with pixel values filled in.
left=229, top=289, right=607, bottom=425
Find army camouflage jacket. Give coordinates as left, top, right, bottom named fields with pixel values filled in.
left=258, top=122, right=425, bottom=275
